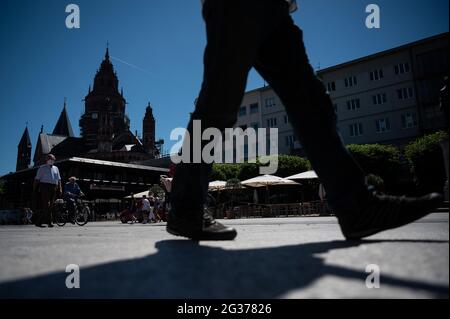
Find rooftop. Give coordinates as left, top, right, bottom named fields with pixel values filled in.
left=317, top=32, right=448, bottom=75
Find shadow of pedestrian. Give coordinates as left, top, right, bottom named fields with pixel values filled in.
left=0, top=239, right=448, bottom=298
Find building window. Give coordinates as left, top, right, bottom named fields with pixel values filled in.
left=267, top=117, right=277, bottom=128
left=370, top=69, right=384, bottom=81
left=397, top=87, right=414, bottom=100
left=251, top=122, right=259, bottom=130
left=238, top=106, right=247, bottom=117
left=372, top=93, right=387, bottom=105
left=346, top=98, right=361, bottom=111
left=265, top=98, right=276, bottom=108
left=375, top=118, right=391, bottom=133
left=349, top=123, right=363, bottom=137
left=250, top=103, right=259, bottom=114
left=401, top=112, right=418, bottom=129
left=284, top=115, right=290, bottom=124
left=344, top=76, right=357, bottom=88
left=91, top=112, right=98, bottom=119
left=285, top=135, right=294, bottom=147
left=394, top=62, right=410, bottom=75
left=327, top=82, right=336, bottom=92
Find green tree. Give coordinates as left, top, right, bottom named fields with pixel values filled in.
left=347, top=144, right=401, bottom=191
left=237, top=162, right=260, bottom=181
left=275, top=155, right=312, bottom=178
left=212, top=155, right=311, bottom=181
left=404, top=131, right=448, bottom=193
left=366, top=174, right=385, bottom=193
left=149, top=184, right=165, bottom=198
left=211, top=163, right=241, bottom=181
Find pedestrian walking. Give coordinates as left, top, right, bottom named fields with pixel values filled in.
left=33, top=154, right=62, bottom=228
left=167, top=0, right=443, bottom=241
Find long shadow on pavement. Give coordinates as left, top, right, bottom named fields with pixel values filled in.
left=0, top=239, right=448, bottom=298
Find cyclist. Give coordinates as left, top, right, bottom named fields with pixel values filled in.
left=64, top=176, right=85, bottom=223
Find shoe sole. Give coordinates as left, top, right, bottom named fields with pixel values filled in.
left=345, top=227, right=387, bottom=241
left=344, top=195, right=443, bottom=240
left=167, top=226, right=237, bottom=241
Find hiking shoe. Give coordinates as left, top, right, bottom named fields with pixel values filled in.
left=338, top=192, right=443, bottom=240
left=167, top=212, right=237, bottom=241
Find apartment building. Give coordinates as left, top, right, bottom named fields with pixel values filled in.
left=235, top=32, right=448, bottom=157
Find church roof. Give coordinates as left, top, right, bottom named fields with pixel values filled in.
left=33, top=133, right=68, bottom=164
left=53, top=104, right=74, bottom=137
left=50, top=137, right=88, bottom=157
left=112, top=130, right=144, bottom=151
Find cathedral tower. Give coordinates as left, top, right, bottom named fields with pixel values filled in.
left=143, top=102, right=156, bottom=157
left=79, top=47, right=129, bottom=150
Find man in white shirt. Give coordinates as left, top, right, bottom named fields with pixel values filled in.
left=168, top=0, right=442, bottom=241
left=141, top=195, right=157, bottom=224
left=141, top=195, right=151, bottom=224
left=33, top=154, right=62, bottom=227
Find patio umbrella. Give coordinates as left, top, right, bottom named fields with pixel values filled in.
left=241, top=175, right=300, bottom=204
left=285, top=170, right=318, bottom=180
left=241, top=175, right=300, bottom=187
left=286, top=171, right=321, bottom=203
left=124, top=190, right=152, bottom=199
left=208, top=180, right=227, bottom=191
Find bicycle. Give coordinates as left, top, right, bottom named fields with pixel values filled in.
left=53, top=196, right=90, bottom=226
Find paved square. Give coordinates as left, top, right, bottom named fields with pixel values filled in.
left=0, top=214, right=448, bottom=298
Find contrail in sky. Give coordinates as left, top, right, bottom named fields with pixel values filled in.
left=110, top=55, right=153, bottom=76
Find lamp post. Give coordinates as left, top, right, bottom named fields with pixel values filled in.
left=440, top=76, right=449, bottom=201
left=441, top=138, right=449, bottom=201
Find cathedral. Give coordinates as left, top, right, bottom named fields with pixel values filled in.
left=16, top=48, right=160, bottom=171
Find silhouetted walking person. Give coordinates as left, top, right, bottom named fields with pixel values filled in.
left=167, top=0, right=443, bottom=240
left=33, top=154, right=62, bottom=228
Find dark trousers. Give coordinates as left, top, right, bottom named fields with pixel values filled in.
left=171, top=0, right=369, bottom=217
left=37, top=183, right=57, bottom=225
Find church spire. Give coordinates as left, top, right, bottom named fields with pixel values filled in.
left=53, top=99, right=74, bottom=137
left=16, top=126, right=32, bottom=171
left=105, top=42, right=110, bottom=60
left=91, top=45, right=120, bottom=94
left=146, top=102, right=153, bottom=112
left=143, top=102, right=156, bottom=157
left=18, top=126, right=31, bottom=148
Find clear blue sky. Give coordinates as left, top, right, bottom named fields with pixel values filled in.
left=0, top=0, right=448, bottom=175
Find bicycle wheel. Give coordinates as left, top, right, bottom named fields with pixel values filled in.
left=75, top=205, right=90, bottom=226
left=54, top=206, right=67, bottom=227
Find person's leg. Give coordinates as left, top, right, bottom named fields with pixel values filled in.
left=253, top=11, right=442, bottom=239
left=170, top=0, right=266, bottom=218
left=35, top=189, right=46, bottom=227
left=39, top=185, right=52, bottom=226
left=168, top=0, right=282, bottom=240
left=253, top=13, right=369, bottom=213
left=47, top=186, right=56, bottom=226
left=150, top=209, right=156, bottom=222
left=142, top=210, right=148, bottom=224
